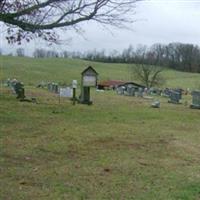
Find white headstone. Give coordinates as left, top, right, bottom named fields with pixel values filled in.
left=59, top=87, right=72, bottom=97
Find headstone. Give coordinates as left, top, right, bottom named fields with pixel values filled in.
left=151, top=100, right=160, bottom=108
left=162, top=88, right=171, bottom=97
left=137, top=87, right=143, bottom=97
left=13, top=81, right=25, bottom=100
left=127, top=86, right=135, bottom=96
left=47, top=83, right=52, bottom=91
left=174, top=89, right=182, bottom=99
left=168, top=90, right=182, bottom=104
left=59, top=87, right=72, bottom=98
left=54, top=83, right=59, bottom=93
left=190, top=91, right=200, bottom=109
left=116, top=86, right=125, bottom=95
left=52, top=83, right=55, bottom=92
left=48, top=82, right=59, bottom=93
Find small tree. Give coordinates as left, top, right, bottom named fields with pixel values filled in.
left=132, top=63, right=164, bottom=88
left=130, top=48, right=165, bottom=88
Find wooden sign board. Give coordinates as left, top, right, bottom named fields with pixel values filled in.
left=83, top=76, right=96, bottom=87
left=81, top=66, right=98, bottom=87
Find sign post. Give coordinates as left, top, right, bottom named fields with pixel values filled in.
left=72, top=80, right=77, bottom=105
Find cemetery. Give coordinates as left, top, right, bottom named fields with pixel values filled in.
left=1, top=1, right=200, bottom=198
left=1, top=56, right=200, bottom=200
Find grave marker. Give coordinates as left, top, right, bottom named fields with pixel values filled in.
left=59, top=87, right=72, bottom=98
left=151, top=100, right=160, bottom=108
left=168, top=90, right=182, bottom=104
left=13, top=81, right=25, bottom=100
left=190, top=91, right=200, bottom=109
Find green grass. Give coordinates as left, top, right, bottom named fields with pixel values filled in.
left=0, top=56, right=130, bottom=86
left=1, top=87, right=200, bottom=200
left=1, top=56, right=200, bottom=89
left=1, top=56, right=200, bottom=199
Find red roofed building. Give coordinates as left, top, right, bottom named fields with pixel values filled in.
left=97, top=80, right=126, bottom=90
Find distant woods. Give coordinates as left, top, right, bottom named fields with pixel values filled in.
left=5, top=42, right=200, bottom=73
left=81, top=43, right=200, bottom=73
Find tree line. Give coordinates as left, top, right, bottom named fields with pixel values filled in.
left=83, top=43, right=200, bottom=73
left=4, top=42, right=200, bottom=73
left=33, top=43, right=200, bottom=73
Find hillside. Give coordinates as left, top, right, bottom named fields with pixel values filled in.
left=1, top=56, right=200, bottom=89
left=1, top=56, right=200, bottom=199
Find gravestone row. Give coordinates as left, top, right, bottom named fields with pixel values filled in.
left=39, top=66, right=98, bottom=105
left=47, top=82, right=59, bottom=93
left=116, top=86, right=144, bottom=97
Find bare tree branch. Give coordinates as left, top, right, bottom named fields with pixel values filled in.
left=0, top=0, right=140, bottom=44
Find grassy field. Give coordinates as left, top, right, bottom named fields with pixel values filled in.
left=1, top=56, right=200, bottom=89
left=1, top=56, right=200, bottom=199
left=0, top=56, right=130, bottom=86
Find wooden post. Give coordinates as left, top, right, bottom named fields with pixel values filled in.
left=72, top=88, right=76, bottom=105
left=72, top=80, right=77, bottom=106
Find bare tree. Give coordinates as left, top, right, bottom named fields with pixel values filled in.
left=132, top=63, right=164, bottom=88
left=130, top=47, right=165, bottom=88
left=0, top=0, right=139, bottom=44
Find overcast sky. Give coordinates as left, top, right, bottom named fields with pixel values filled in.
left=1, top=0, right=200, bottom=55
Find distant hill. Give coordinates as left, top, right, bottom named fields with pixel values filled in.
left=1, top=56, right=200, bottom=89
